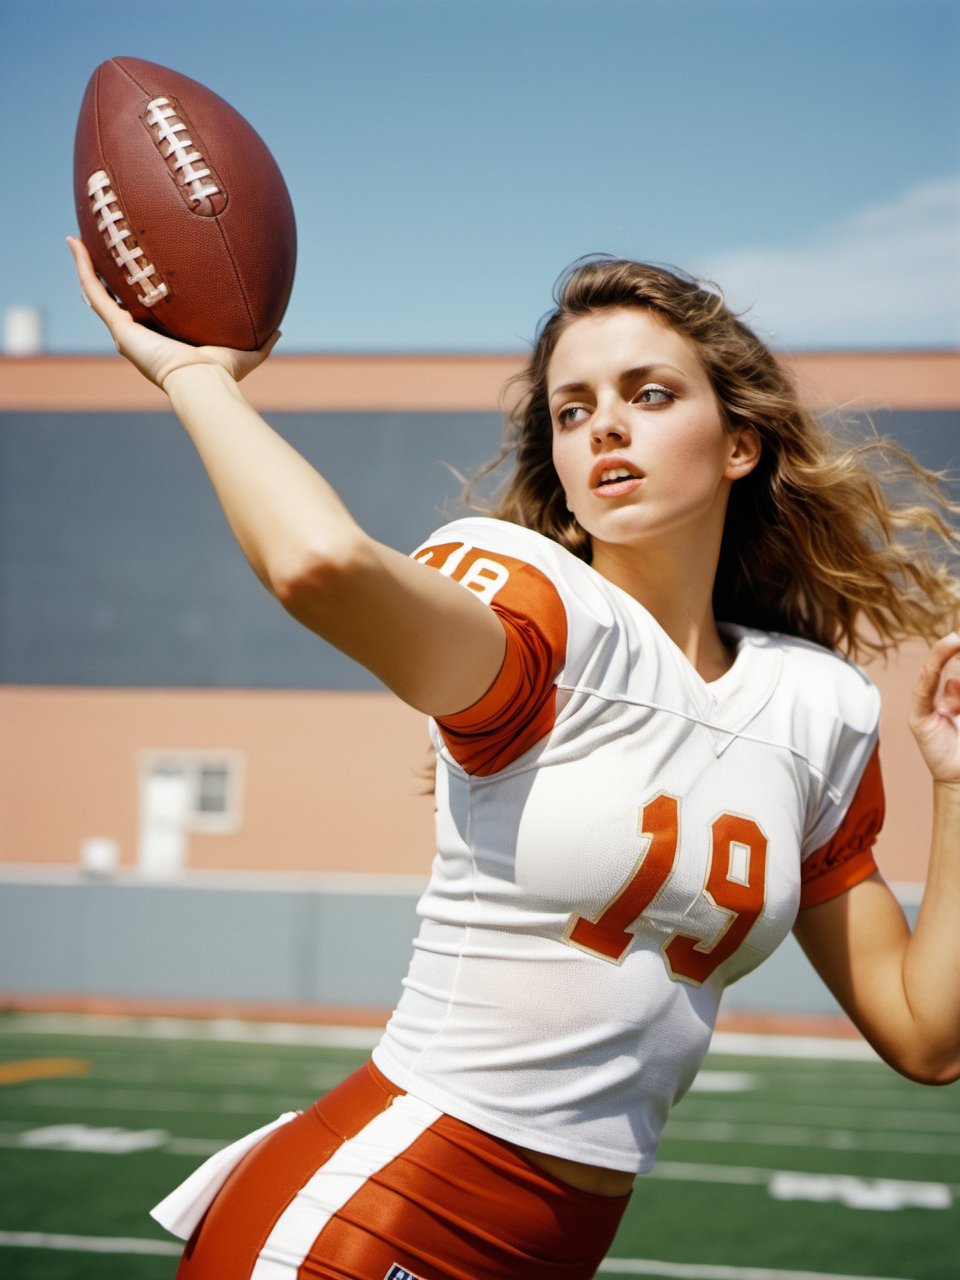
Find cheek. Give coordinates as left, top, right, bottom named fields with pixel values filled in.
left=650, top=419, right=730, bottom=482
left=551, top=437, right=575, bottom=500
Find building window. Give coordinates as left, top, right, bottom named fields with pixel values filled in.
left=196, top=762, right=232, bottom=818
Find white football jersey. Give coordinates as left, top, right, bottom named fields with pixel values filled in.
left=373, top=518, right=883, bottom=1173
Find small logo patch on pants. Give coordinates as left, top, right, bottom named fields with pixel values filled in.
left=384, top=1266, right=425, bottom=1280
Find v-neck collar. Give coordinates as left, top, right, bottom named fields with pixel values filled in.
left=597, top=574, right=784, bottom=756
left=663, top=623, right=783, bottom=756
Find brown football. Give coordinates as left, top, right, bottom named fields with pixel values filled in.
left=74, top=56, right=296, bottom=349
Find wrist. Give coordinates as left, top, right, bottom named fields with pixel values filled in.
left=162, top=360, right=239, bottom=399
left=933, top=779, right=960, bottom=803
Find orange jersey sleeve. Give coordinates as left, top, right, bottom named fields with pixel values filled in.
left=414, top=540, right=568, bottom=776
left=800, top=744, right=885, bottom=908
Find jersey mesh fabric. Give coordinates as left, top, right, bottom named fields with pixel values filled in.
left=374, top=518, right=883, bottom=1173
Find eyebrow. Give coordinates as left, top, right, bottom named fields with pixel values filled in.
left=548, top=364, right=686, bottom=401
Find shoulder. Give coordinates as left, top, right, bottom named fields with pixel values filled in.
left=412, top=518, right=612, bottom=618
left=734, top=626, right=880, bottom=732
left=735, top=629, right=882, bottom=852
left=413, top=517, right=577, bottom=576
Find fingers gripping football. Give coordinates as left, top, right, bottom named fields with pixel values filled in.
left=67, top=235, right=278, bottom=389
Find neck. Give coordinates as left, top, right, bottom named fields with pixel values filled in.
left=590, top=537, right=732, bottom=681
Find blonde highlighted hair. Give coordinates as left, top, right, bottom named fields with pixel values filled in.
left=468, top=257, right=960, bottom=659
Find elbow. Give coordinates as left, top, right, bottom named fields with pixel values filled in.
left=884, top=1047, right=960, bottom=1087
left=912, top=1059, right=960, bottom=1088
left=270, top=537, right=370, bottom=619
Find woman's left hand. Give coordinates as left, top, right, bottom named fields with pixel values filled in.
left=908, top=632, right=960, bottom=783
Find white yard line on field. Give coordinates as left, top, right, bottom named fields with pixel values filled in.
left=0, top=1232, right=908, bottom=1278
left=709, top=1032, right=880, bottom=1062
left=6, top=1119, right=955, bottom=1209
left=0, top=1230, right=180, bottom=1256
left=0, top=1014, right=884, bottom=1059
left=677, top=1099, right=960, bottom=1134
left=597, top=1262, right=906, bottom=1280
left=650, top=1161, right=953, bottom=1209
left=664, top=1117, right=960, bottom=1156
left=0, top=1013, right=383, bottom=1049
left=653, top=1159, right=957, bottom=1190
left=14, top=1084, right=300, bottom=1115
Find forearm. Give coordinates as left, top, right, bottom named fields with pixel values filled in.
left=795, top=780, right=960, bottom=1083
left=901, top=782, right=960, bottom=1075
left=163, top=363, right=365, bottom=592
left=67, top=231, right=506, bottom=713
left=161, top=362, right=507, bottom=714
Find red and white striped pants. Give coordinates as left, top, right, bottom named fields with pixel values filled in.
left=173, top=1060, right=630, bottom=1280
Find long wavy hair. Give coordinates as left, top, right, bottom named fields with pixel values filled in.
left=467, top=257, right=960, bottom=658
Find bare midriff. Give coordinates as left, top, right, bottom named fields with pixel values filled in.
left=512, top=1142, right=636, bottom=1197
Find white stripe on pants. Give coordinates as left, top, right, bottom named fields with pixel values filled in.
left=250, top=1093, right=442, bottom=1279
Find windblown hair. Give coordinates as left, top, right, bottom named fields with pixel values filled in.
left=468, top=256, right=960, bottom=658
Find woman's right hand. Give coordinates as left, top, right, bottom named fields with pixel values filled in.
left=67, top=236, right=279, bottom=391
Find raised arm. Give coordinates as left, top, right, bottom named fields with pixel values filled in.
left=793, top=633, right=960, bottom=1085
left=67, top=237, right=505, bottom=715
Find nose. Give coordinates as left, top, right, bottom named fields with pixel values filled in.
left=591, top=400, right=631, bottom=448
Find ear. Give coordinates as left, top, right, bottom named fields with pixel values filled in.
left=724, top=425, right=761, bottom=481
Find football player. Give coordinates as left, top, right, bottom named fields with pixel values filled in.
left=70, top=242, right=960, bottom=1280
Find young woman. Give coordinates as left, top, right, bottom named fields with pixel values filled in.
left=69, top=241, right=960, bottom=1280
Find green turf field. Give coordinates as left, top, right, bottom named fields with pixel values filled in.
left=1, top=1013, right=957, bottom=1279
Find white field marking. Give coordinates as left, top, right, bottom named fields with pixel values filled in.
left=21, top=1085, right=301, bottom=1115
left=0, top=1126, right=254, bottom=1160
left=0, top=1235, right=906, bottom=1277
left=652, top=1160, right=772, bottom=1186
left=688, top=1071, right=756, bottom=1092
left=0, top=1231, right=180, bottom=1257
left=0, top=1013, right=383, bottom=1049
left=706, top=1070, right=957, bottom=1100
left=166, top=1136, right=229, bottom=1156
left=653, top=1159, right=960, bottom=1192
left=7, top=1119, right=957, bottom=1212
left=664, top=1118, right=960, bottom=1156
left=755, top=1077, right=951, bottom=1101
left=88, top=1063, right=351, bottom=1093
left=650, top=1161, right=954, bottom=1209
left=596, top=1261, right=905, bottom=1280
left=748, top=1079, right=960, bottom=1114
left=769, top=1170, right=951, bottom=1211
left=709, top=1032, right=881, bottom=1061
left=16, top=1124, right=169, bottom=1153
left=678, top=1099, right=960, bottom=1135
left=0, top=1015, right=881, bottom=1060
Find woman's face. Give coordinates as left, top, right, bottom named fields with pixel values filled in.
left=547, top=307, right=759, bottom=561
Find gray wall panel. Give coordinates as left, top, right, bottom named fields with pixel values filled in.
left=2, top=880, right=421, bottom=1009
left=4, top=407, right=957, bottom=688
left=1, top=878, right=920, bottom=1014
left=0, top=410, right=503, bottom=687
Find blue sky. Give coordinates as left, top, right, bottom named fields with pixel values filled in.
left=3, top=0, right=958, bottom=353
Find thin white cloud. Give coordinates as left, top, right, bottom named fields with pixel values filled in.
left=697, top=176, right=960, bottom=348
